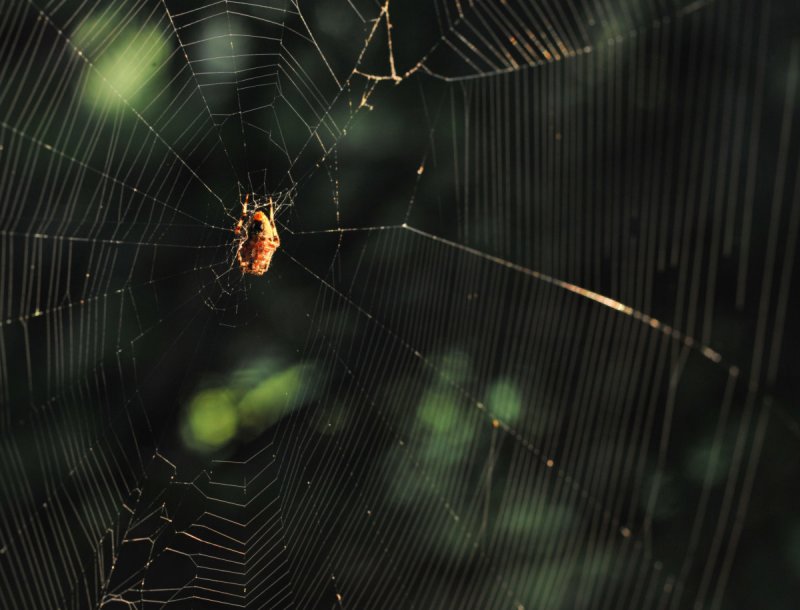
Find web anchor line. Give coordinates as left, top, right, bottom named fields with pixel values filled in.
left=401, top=224, right=735, bottom=374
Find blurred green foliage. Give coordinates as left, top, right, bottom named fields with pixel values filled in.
left=73, top=13, right=169, bottom=107
left=182, top=360, right=319, bottom=452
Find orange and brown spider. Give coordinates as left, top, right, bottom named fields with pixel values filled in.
left=234, top=193, right=280, bottom=275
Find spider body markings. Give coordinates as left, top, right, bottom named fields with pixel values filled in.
left=235, top=193, right=280, bottom=276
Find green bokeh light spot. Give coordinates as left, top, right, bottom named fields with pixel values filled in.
left=418, top=390, right=459, bottom=433
left=437, top=349, right=471, bottom=384
left=184, top=389, right=238, bottom=450
left=181, top=362, right=318, bottom=454
left=416, top=390, right=476, bottom=465
left=238, top=363, right=315, bottom=432
left=487, top=378, right=522, bottom=424
left=73, top=16, right=170, bottom=108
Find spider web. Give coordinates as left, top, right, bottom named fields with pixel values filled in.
left=1, top=0, right=799, bottom=608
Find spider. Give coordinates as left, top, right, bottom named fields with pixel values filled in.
left=234, top=193, right=280, bottom=276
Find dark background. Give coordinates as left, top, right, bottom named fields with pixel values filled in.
left=1, top=0, right=799, bottom=608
